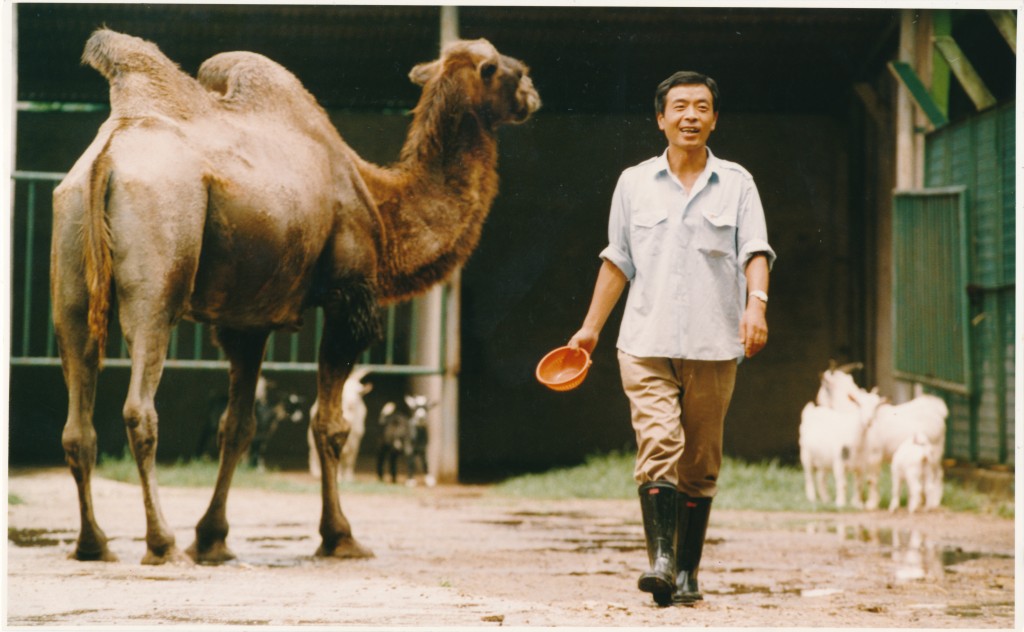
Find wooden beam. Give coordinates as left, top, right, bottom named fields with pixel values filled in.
left=987, top=9, right=1017, bottom=53
left=930, top=10, right=951, bottom=117
left=933, top=35, right=998, bottom=112
left=888, top=60, right=949, bottom=127
left=853, top=82, right=887, bottom=128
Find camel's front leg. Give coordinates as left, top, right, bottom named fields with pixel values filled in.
left=187, top=327, right=268, bottom=564
left=313, top=293, right=377, bottom=559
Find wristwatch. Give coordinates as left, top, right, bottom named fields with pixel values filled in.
left=749, top=290, right=768, bottom=304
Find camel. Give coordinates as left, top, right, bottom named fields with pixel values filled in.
left=50, top=28, right=540, bottom=565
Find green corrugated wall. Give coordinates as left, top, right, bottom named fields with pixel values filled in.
left=922, top=102, right=1015, bottom=465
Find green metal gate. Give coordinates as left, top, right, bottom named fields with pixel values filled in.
left=891, top=102, right=1015, bottom=466
left=892, top=188, right=971, bottom=394
left=10, top=170, right=447, bottom=376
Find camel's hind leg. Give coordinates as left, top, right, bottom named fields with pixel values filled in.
left=118, top=306, right=192, bottom=565
left=188, top=327, right=268, bottom=563
left=105, top=160, right=205, bottom=565
left=53, top=269, right=115, bottom=561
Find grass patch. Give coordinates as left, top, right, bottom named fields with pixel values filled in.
left=492, top=451, right=1013, bottom=517
left=9, top=493, right=24, bottom=506
left=92, top=448, right=1012, bottom=517
left=491, top=451, right=639, bottom=500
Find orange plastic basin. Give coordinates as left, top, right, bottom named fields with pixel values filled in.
left=536, top=346, right=592, bottom=392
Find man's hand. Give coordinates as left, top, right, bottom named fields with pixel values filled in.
left=568, top=327, right=599, bottom=355
left=740, top=300, right=768, bottom=358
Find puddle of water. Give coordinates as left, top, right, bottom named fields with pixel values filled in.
left=562, top=536, right=644, bottom=554
left=709, top=584, right=802, bottom=596
left=509, top=510, right=593, bottom=520
left=8, top=528, right=76, bottom=548
left=802, top=522, right=1009, bottom=584
left=469, top=519, right=525, bottom=527
left=801, top=588, right=844, bottom=597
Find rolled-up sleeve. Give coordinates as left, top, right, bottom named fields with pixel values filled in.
left=599, top=174, right=636, bottom=280
left=736, top=177, right=776, bottom=270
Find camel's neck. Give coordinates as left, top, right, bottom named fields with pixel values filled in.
left=355, top=82, right=500, bottom=302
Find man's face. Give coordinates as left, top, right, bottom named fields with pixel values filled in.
left=657, top=84, right=718, bottom=152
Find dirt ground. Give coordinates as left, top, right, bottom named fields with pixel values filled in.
left=4, top=467, right=1018, bottom=628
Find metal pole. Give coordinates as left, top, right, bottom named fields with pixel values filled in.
left=413, top=6, right=461, bottom=485
left=4, top=4, right=19, bottom=450
left=890, top=9, right=918, bottom=405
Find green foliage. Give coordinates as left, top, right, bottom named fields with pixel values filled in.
left=9, top=493, right=24, bottom=506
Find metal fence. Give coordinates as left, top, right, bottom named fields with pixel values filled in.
left=10, top=170, right=447, bottom=376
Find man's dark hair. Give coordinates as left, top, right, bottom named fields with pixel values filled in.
left=654, top=71, right=720, bottom=114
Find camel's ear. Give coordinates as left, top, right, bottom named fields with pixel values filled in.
left=409, top=60, right=440, bottom=86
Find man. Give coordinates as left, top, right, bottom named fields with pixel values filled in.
left=568, top=71, right=775, bottom=606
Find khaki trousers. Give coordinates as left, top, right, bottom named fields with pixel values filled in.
left=618, top=351, right=737, bottom=497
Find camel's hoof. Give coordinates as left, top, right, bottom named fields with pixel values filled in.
left=70, top=547, right=118, bottom=562
left=316, top=537, right=374, bottom=560
left=185, top=540, right=237, bottom=565
left=141, top=545, right=192, bottom=566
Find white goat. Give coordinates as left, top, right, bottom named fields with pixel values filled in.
left=888, top=432, right=937, bottom=513
left=308, top=368, right=373, bottom=481
left=814, top=362, right=863, bottom=409
left=799, top=387, right=885, bottom=508
left=861, top=394, right=947, bottom=510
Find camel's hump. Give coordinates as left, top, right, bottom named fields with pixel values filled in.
left=82, top=29, right=169, bottom=79
left=82, top=28, right=212, bottom=119
left=198, top=51, right=326, bottom=118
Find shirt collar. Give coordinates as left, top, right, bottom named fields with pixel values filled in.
left=654, top=147, right=720, bottom=186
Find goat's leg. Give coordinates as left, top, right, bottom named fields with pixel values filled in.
left=813, top=467, right=830, bottom=503
left=923, top=459, right=941, bottom=509
left=53, top=274, right=114, bottom=562
left=925, top=450, right=944, bottom=508
left=906, top=472, right=923, bottom=513
left=376, top=445, right=387, bottom=481
left=803, top=471, right=816, bottom=502
left=339, top=431, right=360, bottom=482
left=888, top=468, right=903, bottom=512
left=863, top=461, right=882, bottom=510
left=187, top=327, right=268, bottom=563
left=832, top=461, right=847, bottom=508
left=849, top=469, right=865, bottom=509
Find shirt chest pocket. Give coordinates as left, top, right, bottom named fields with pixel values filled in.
left=630, top=207, right=669, bottom=262
left=697, top=204, right=737, bottom=258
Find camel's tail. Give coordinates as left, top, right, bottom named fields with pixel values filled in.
left=84, top=142, right=115, bottom=366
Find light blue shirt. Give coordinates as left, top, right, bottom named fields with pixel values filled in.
left=600, top=148, right=776, bottom=361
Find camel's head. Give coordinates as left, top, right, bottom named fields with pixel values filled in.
left=410, top=39, right=541, bottom=128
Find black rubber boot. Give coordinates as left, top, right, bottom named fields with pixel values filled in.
left=673, top=493, right=712, bottom=605
left=637, top=481, right=677, bottom=606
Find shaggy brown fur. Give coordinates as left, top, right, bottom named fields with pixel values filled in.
left=51, top=28, right=539, bottom=566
